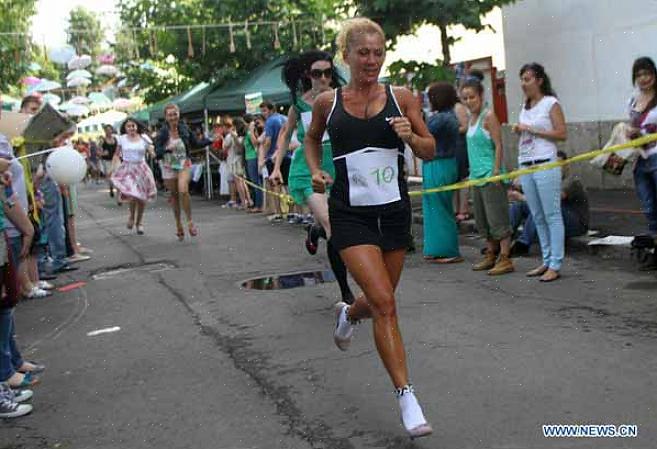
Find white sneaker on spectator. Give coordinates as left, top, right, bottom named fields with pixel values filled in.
left=0, top=385, right=32, bottom=418
left=25, top=287, right=51, bottom=299
left=11, top=389, right=33, bottom=403
left=37, top=281, right=54, bottom=290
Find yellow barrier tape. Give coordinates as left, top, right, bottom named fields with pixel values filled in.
left=228, top=133, right=657, bottom=206
left=408, top=133, right=657, bottom=196
left=235, top=174, right=296, bottom=205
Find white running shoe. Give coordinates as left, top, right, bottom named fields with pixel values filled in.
left=397, top=385, right=433, bottom=440
left=333, top=302, right=355, bottom=351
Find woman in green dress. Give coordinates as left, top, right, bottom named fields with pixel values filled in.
left=270, top=50, right=354, bottom=304
left=422, top=82, right=463, bottom=263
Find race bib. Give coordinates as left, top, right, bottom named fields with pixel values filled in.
left=341, top=147, right=401, bottom=206
left=300, top=111, right=329, bottom=142
left=518, top=131, right=535, bottom=160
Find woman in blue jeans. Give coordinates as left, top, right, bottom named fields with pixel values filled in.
left=627, top=57, right=657, bottom=270
left=0, top=165, right=43, bottom=389
left=512, top=63, right=568, bottom=282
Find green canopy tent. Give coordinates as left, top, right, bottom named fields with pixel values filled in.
left=204, top=56, right=293, bottom=113
left=132, top=81, right=211, bottom=123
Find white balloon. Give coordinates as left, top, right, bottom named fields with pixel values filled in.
left=46, top=147, right=87, bottom=185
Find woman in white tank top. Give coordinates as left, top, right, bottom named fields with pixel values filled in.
left=512, top=63, right=567, bottom=282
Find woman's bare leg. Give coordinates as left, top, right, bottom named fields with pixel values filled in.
left=135, top=200, right=146, bottom=226
left=177, top=169, right=193, bottom=223
left=339, top=245, right=408, bottom=388
left=164, top=178, right=182, bottom=231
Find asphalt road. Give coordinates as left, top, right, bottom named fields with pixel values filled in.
left=1, top=184, right=655, bottom=449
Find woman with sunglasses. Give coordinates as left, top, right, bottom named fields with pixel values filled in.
left=270, top=50, right=354, bottom=305
left=305, top=18, right=436, bottom=439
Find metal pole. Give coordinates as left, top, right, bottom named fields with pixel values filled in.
left=203, top=108, right=213, bottom=200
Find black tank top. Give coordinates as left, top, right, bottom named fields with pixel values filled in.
left=327, top=84, right=408, bottom=210
left=101, top=137, right=117, bottom=160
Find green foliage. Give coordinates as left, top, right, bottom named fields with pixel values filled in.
left=116, top=0, right=344, bottom=103
left=387, top=59, right=454, bottom=91
left=0, top=0, right=38, bottom=91
left=351, top=0, right=516, bottom=64
left=67, top=6, right=105, bottom=58
left=122, top=58, right=194, bottom=104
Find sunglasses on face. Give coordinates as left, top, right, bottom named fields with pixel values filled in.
left=310, top=68, right=333, bottom=79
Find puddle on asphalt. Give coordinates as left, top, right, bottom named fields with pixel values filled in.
left=91, top=262, right=176, bottom=280
left=241, top=270, right=336, bottom=290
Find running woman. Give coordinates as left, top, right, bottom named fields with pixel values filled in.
left=304, top=18, right=436, bottom=439
left=99, top=125, right=119, bottom=202
left=270, top=50, right=354, bottom=304
left=154, top=104, right=210, bottom=240
left=111, top=118, right=157, bottom=235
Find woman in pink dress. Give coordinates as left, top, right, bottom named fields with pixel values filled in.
left=111, top=118, right=157, bottom=235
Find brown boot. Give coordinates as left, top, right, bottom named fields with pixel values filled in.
left=473, top=253, right=497, bottom=271
left=488, top=255, right=515, bottom=276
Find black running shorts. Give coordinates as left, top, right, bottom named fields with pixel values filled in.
left=328, top=199, right=411, bottom=252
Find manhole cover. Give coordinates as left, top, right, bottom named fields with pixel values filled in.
left=92, top=262, right=176, bottom=280
left=242, top=270, right=336, bottom=290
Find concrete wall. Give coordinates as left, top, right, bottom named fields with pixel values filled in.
left=501, top=121, right=635, bottom=190
left=502, top=0, right=657, bottom=123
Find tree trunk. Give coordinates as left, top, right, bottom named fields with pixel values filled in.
left=438, top=23, right=451, bottom=66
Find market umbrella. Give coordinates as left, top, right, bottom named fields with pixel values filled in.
left=95, top=65, right=119, bottom=76
left=21, top=76, right=41, bottom=86
left=70, top=95, right=91, bottom=105
left=88, top=92, right=112, bottom=106
left=67, top=77, right=92, bottom=88
left=33, top=79, right=62, bottom=92
left=66, top=69, right=92, bottom=80
left=68, top=54, right=92, bottom=70
left=65, top=104, right=90, bottom=117
left=48, top=45, right=76, bottom=65
left=98, top=54, right=115, bottom=65
left=43, top=93, right=61, bottom=106
left=112, top=98, right=134, bottom=110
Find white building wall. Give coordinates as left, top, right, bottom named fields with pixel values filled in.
left=502, top=0, right=657, bottom=123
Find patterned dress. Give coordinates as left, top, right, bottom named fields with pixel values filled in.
left=111, top=134, right=157, bottom=202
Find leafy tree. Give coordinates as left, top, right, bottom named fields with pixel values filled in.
left=387, top=59, right=454, bottom=91
left=0, top=0, right=38, bottom=91
left=122, top=57, right=194, bottom=104
left=67, top=6, right=104, bottom=58
left=351, top=0, right=516, bottom=65
left=115, top=0, right=344, bottom=103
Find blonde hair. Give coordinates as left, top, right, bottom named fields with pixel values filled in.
left=164, top=103, right=179, bottom=116
left=336, top=17, right=385, bottom=55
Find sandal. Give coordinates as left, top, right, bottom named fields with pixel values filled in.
left=176, top=225, right=185, bottom=242
left=136, top=224, right=144, bottom=235
left=7, top=372, right=39, bottom=388
left=126, top=218, right=134, bottom=230
left=188, top=223, right=198, bottom=237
